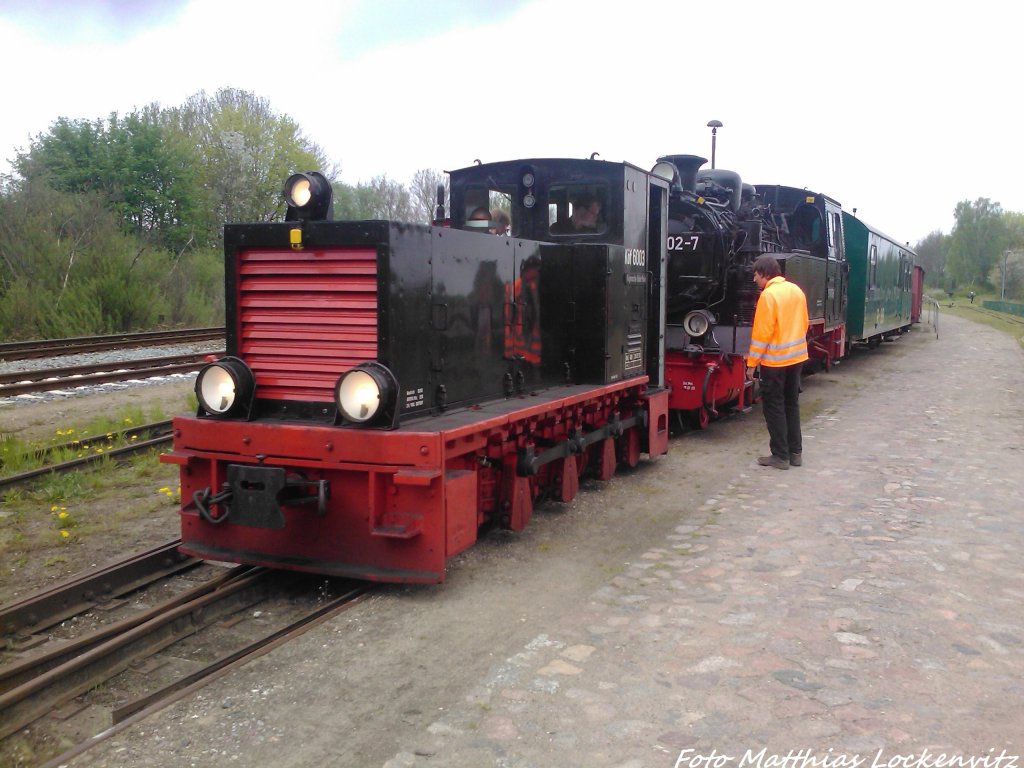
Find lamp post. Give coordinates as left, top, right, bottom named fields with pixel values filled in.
left=707, top=120, right=723, bottom=169
left=1002, top=249, right=1011, bottom=301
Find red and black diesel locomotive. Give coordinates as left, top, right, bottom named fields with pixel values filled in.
left=162, top=154, right=920, bottom=583
left=163, top=159, right=671, bottom=582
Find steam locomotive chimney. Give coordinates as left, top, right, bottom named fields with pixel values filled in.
left=657, top=154, right=707, bottom=193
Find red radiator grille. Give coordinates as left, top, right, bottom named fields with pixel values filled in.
left=238, top=247, right=378, bottom=402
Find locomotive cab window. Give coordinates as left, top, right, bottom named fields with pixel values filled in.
left=462, top=186, right=514, bottom=235
left=789, top=203, right=821, bottom=252
left=548, top=184, right=607, bottom=236
left=828, top=212, right=842, bottom=259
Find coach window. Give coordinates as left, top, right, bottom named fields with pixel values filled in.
left=548, top=184, right=607, bottom=236
left=869, top=244, right=878, bottom=288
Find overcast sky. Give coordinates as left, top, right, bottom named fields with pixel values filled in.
left=1, top=0, right=1018, bottom=245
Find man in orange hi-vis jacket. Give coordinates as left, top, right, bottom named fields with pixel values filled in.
left=744, top=255, right=809, bottom=470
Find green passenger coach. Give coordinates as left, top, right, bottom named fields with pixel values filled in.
left=842, top=211, right=917, bottom=348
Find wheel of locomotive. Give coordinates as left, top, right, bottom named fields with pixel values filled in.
left=576, top=447, right=589, bottom=477
left=688, top=406, right=711, bottom=430
left=673, top=410, right=688, bottom=434
left=618, top=427, right=641, bottom=468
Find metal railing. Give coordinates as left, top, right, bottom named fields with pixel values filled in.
left=922, top=296, right=941, bottom=339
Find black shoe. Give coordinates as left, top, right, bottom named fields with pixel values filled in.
left=757, top=455, right=789, bottom=470
left=790, top=453, right=802, bottom=467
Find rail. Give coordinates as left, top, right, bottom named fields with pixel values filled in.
left=0, top=538, right=196, bottom=639
left=1, top=421, right=176, bottom=493
left=0, top=550, right=370, bottom=765
left=0, top=327, right=224, bottom=362
left=0, top=352, right=221, bottom=397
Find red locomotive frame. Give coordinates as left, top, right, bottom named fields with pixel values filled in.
left=164, top=382, right=667, bottom=583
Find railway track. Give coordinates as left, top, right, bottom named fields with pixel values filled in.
left=0, top=419, right=175, bottom=492
left=0, top=351, right=223, bottom=398
left=965, top=304, right=1024, bottom=326
left=0, top=542, right=370, bottom=765
left=0, top=327, right=225, bottom=362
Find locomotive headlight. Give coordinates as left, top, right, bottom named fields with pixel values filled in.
left=651, top=161, right=678, bottom=184
left=335, top=362, right=399, bottom=427
left=283, top=171, right=333, bottom=222
left=195, top=357, right=255, bottom=417
left=683, top=310, right=716, bottom=338
left=286, top=177, right=313, bottom=207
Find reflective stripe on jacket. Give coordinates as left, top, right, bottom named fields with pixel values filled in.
left=746, top=276, right=809, bottom=368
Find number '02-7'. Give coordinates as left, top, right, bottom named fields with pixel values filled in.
left=667, top=235, right=700, bottom=251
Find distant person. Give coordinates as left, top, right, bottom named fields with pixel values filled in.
left=551, top=193, right=601, bottom=234
left=745, top=255, right=809, bottom=470
left=968, top=290, right=976, bottom=304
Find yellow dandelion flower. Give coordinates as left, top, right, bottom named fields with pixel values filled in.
left=60, top=530, right=70, bottom=538
left=124, top=418, right=133, bottom=425
left=158, top=486, right=170, bottom=493
left=51, top=505, right=58, bottom=512
left=131, top=435, right=138, bottom=441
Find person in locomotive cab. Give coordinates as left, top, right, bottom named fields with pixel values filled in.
left=551, top=192, right=602, bottom=234
left=745, top=255, right=809, bottom=470
left=490, top=208, right=510, bottom=236
left=466, top=206, right=493, bottom=232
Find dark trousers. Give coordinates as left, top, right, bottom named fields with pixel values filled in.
left=759, top=363, right=802, bottom=461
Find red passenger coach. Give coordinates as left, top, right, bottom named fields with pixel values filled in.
left=162, top=162, right=670, bottom=583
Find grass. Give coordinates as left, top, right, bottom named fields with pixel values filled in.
left=0, top=401, right=184, bottom=571
left=927, top=290, right=1024, bottom=349
left=0, top=401, right=173, bottom=476
left=0, top=445, right=180, bottom=560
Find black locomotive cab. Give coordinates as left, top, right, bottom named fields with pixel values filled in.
left=754, top=184, right=848, bottom=336
left=651, top=154, right=771, bottom=358
left=448, top=158, right=669, bottom=391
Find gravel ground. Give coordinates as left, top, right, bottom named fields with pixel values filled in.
left=1, top=324, right=959, bottom=768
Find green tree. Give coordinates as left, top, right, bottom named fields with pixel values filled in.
left=990, top=212, right=1024, bottom=300
left=11, top=109, right=202, bottom=253
left=332, top=181, right=380, bottom=220
left=913, top=230, right=950, bottom=287
left=366, top=174, right=412, bottom=221
left=0, top=177, right=172, bottom=337
left=168, top=88, right=330, bottom=237
left=0, top=88, right=335, bottom=338
left=409, top=168, right=448, bottom=224
left=331, top=175, right=414, bottom=221
left=946, top=198, right=1009, bottom=288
